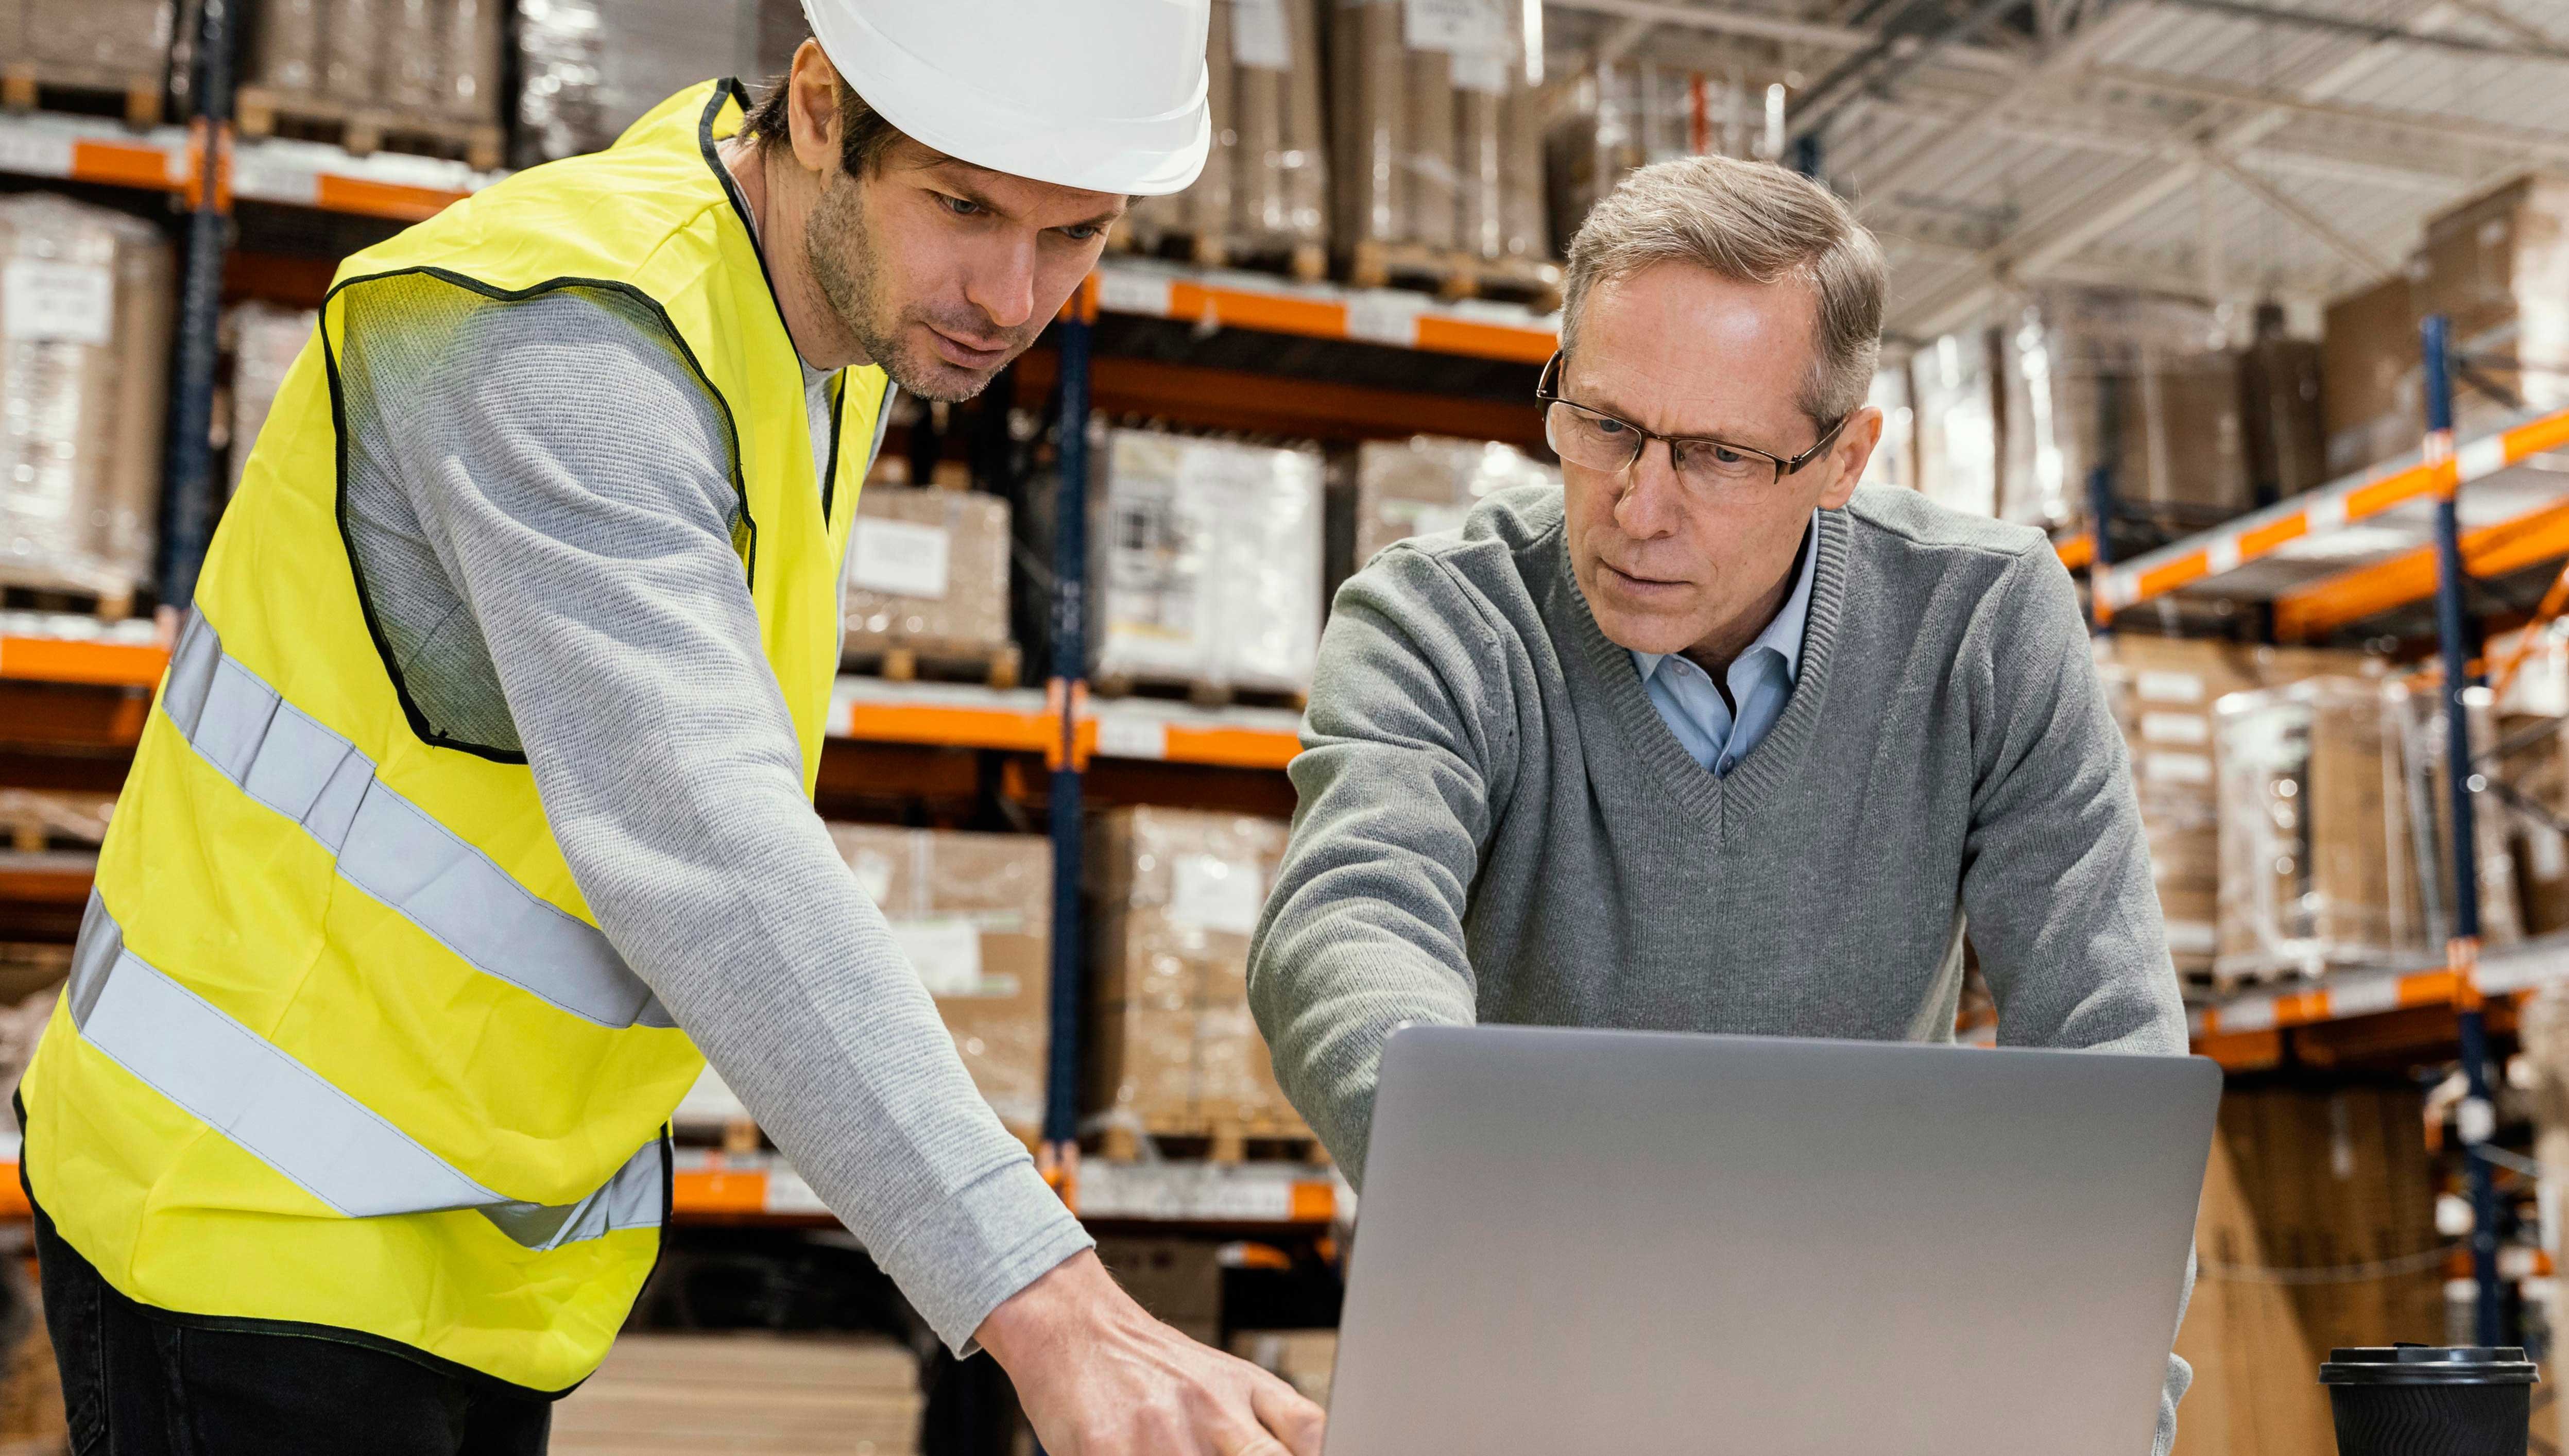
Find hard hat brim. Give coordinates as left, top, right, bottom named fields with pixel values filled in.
left=802, top=2, right=1211, bottom=197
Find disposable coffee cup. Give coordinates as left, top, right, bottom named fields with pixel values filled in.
left=2319, top=1346, right=2537, bottom=1456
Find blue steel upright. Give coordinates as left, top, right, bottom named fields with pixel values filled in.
left=1043, top=301, right=1093, bottom=1151
left=158, top=0, right=236, bottom=611
left=2425, top=311, right=2506, bottom=1347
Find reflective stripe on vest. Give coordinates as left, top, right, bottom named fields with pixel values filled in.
left=64, top=893, right=665, bottom=1251
left=161, top=609, right=674, bottom=1031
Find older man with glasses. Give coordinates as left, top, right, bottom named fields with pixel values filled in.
left=1246, top=156, right=2195, bottom=1452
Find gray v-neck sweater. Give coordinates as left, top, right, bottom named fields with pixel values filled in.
left=1248, top=483, right=2192, bottom=1449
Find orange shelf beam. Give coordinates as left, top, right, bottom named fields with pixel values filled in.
left=0, top=637, right=166, bottom=688
left=2275, top=496, right=2569, bottom=640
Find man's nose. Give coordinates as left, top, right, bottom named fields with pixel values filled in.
left=963, top=235, right=1039, bottom=332
left=1613, top=439, right=1686, bottom=537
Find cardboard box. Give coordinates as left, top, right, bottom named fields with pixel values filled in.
left=2418, top=173, right=2569, bottom=417
left=1330, top=435, right=1555, bottom=594
left=2238, top=333, right=2327, bottom=502
left=2501, top=713, right=2569, bottom=936
left=0, top=194, right=173, bottom=605
left=1330, top=0, right=1544, bottom=261
left=249, top=0, right=502, bottom=127
left=826, top=824, right=1050, bottom=1141
left=1997, top=287, right=2250, bottom=531
left=226, top=301, right=315, bottom=499
left=551, top=1333, right=921, bottom=1454
left=2321, top=274, right=2422, bottom=478
left=1094, top=431, right=1324, bottom=698
left=18, top=0, right=173, bottom=85
left=842, top=487, right=1014, bottom=661
left=2173, top=1085, right=2444, bottom=1456
left=1088, top=808, right=1303, bottom=1136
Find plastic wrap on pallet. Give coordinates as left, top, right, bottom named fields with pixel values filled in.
left=1224, top=0, right=1329, bottom=256
left=1544, top=62, right=1765, bottom=256
left=227, top=301, right=316, bottom=500
left=20, top=0, right=174, bottom=82
left=2497, top=710, right=2569, bottom=936
left=0, top=194, right=173, bottom=606
left=2383, top=678, right=2524, bottom=949
left=842, top=486, right=1013, bottom=662
left=1338, top=434, right=1554, bottom=581
left=249, top=0, right=326, bottom=96
left=1997, top=286, right=2249, bottom=534
left=1859, top=361, right=1914, bottom=492
left=1910, top=328, right=1999, bottom=519
left=513, top=0, right=763, bottom=164
left=249, top=0, right=500, bottom=126
left=2420, top=174, right=2569, bottom=419
left=1087, top=807, right=1302, bottom=1138
left=826, top=824, right=1050, bottom=1142
left=1094, top=430, right=1323, bottom=698
left=1330, top=0, right=1542, bottom=262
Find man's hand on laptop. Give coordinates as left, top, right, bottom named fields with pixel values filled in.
left=979, top=1250, right=1327, bottom=1455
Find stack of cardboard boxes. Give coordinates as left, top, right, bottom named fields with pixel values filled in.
left=1328, top=434, right=1555, bottom=596
left=842, top=486, right=1017, bottom=681
left=0, top=0, right=174, bottom=119
left=242, top=0, right=507, bottom=160
left=1088, top=807, right=1307, bottom=1146
left=2174, top=1084, right=2447, bottom=1456
left=826, top=825, right=1051, bottom=1144
left=224, top=301, right=315, bottom=500
left=1125, top=0, right=1331, bottom=273
left=0, top=194, right=173, bottom=613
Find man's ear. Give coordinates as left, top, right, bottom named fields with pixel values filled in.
left=1817, top=405, right=1883, bottom=510
left=786, top=39, right=842, bottom=179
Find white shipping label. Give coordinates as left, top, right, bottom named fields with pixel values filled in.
left=2134, top=670, right=2205, bottom=705
left=891, top=918, right=985, bottom=997
left=2163, top=921, right=2217, bottom=955
left=2144, top=751, right=2213, bottom=785
left=1231, top=0, right=1293, bottom=68
left=0, top=128, right=75, bottom=180
left=2139, top=712, right=2211, bottom=746
left=1345, top=289, right=1428, bottom=347
left=1402, top=0, right=1506, bottom=55
left=1096, top=715, right=1170, bottom=761
left=2, top=260, right=113, bottom=346
left=1450, top=51, right=1508, bottom=93
left=2534, top=825, right=2568, bottom=883
left=1171, top=853, right=1266, bottom=936
left=850, top=518, right=953, bottom=600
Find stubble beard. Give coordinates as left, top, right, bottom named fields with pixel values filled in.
left=807, top=174, right=1005, bottom=404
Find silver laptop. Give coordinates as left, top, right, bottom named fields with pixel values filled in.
left=1325, top=1025, right=2220, bottom=1455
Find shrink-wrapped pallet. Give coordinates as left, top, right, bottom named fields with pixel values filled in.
left=515, top=0, right=770, bottom=164
left=1127, top=0, right=1329, bottom=269
left=2320, top=272, right=2421, bottom=478
left=1997, top=286, right=2250, bottom=533
left=1545, top=62, right=1766, bottom=253
left=841, top=486, right=1014, bottom=669
left=1094, top=430, right=1323, bottom=699
left=2239, top=310, right=2326, bottom=503
left=1330, top=435, right=1553, bottom=593
left=226, top=301, right=315, bottom=499
left=1088, top=808, right=1302, bottom=1141
left=251, top=0, right=502, bottom=129
left=0, top=194, right=174, bottom=609
left=2419, top=174, right=2569, bottom=420
left=826, top=824, right=1050, bottom=1142
left=15, top=0, right=174, bottom=92
left=1331, top=0, right=1548, bottom=273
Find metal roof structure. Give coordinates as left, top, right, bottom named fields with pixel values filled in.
left=1543, top=0, right=2568, bottom=341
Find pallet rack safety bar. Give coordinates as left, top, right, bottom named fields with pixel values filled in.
left=2096, top=404, right=2569, bottom=616
left=156, top=0, right=237, bottom=615
left=2424, top=312, right=2507, bottom=1347
left=1041, top=284, right=1098, bottom=1193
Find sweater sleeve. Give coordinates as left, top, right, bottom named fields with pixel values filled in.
left=350, top=289, right=1089, bottom=1353
left=1248, top=549, right=1504, bottom=1186
left=1956, top=543, right=2194, bottom=1454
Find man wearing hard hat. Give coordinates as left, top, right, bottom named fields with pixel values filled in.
left=14, top=4, right=1323, bottom=1453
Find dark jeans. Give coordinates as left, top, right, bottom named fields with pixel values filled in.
left=31, top=1200, right=553, bottom=1455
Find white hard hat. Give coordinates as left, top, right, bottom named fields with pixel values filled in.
left=798, top=0, right=1212, bottom=196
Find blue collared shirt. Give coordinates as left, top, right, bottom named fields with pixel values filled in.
left=1629, top=514, right=1818, bottom=777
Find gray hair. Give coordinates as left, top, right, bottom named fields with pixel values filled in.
left=1561, top=154, right=1887, bottom=427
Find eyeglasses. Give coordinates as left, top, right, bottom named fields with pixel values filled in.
left=1535, top=351, right=1851, bottom=493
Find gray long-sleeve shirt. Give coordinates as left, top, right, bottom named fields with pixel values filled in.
left=330, top=277, right=1089, bottom=1354
left=1246, top=483, right=2194, bottom=1451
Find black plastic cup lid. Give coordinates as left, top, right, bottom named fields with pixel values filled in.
left=2321, top=1346, right=2539, bottom=1386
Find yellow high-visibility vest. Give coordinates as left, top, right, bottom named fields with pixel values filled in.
left=20, top=80, right=884, bottom=1393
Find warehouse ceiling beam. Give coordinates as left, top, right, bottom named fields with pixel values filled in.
left=1885, top=0, right=2463, bottom=336
left=1592, top=15, right=1660, bottom=67
left=1542, top=0, right=2029, bottom=73
left=2441, top=0, right=2564, bottom=50
left=1787, top=0, right=2035, bottom=149
left=2082, top=67, right=2569, bottom=162
left=2147, top=0, right=2569, bottom=61
left=2200, top=152, right=2400, bottom=275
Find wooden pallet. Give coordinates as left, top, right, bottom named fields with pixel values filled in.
left=1344, top=240, right=1563, bottom=312
left=1093, top=1118, right=1324, bottom=1166
left=236, top=87, right=504, bottom=170
left=1091, top=674, right=1306, bottom=713
left=0, top=579, right=137, bottom=625
left=0, top=64, right=163, bottom=130
left=844, top=641, right=1023, bottom=691
left=1114, top=226, right=1328, bottom=283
